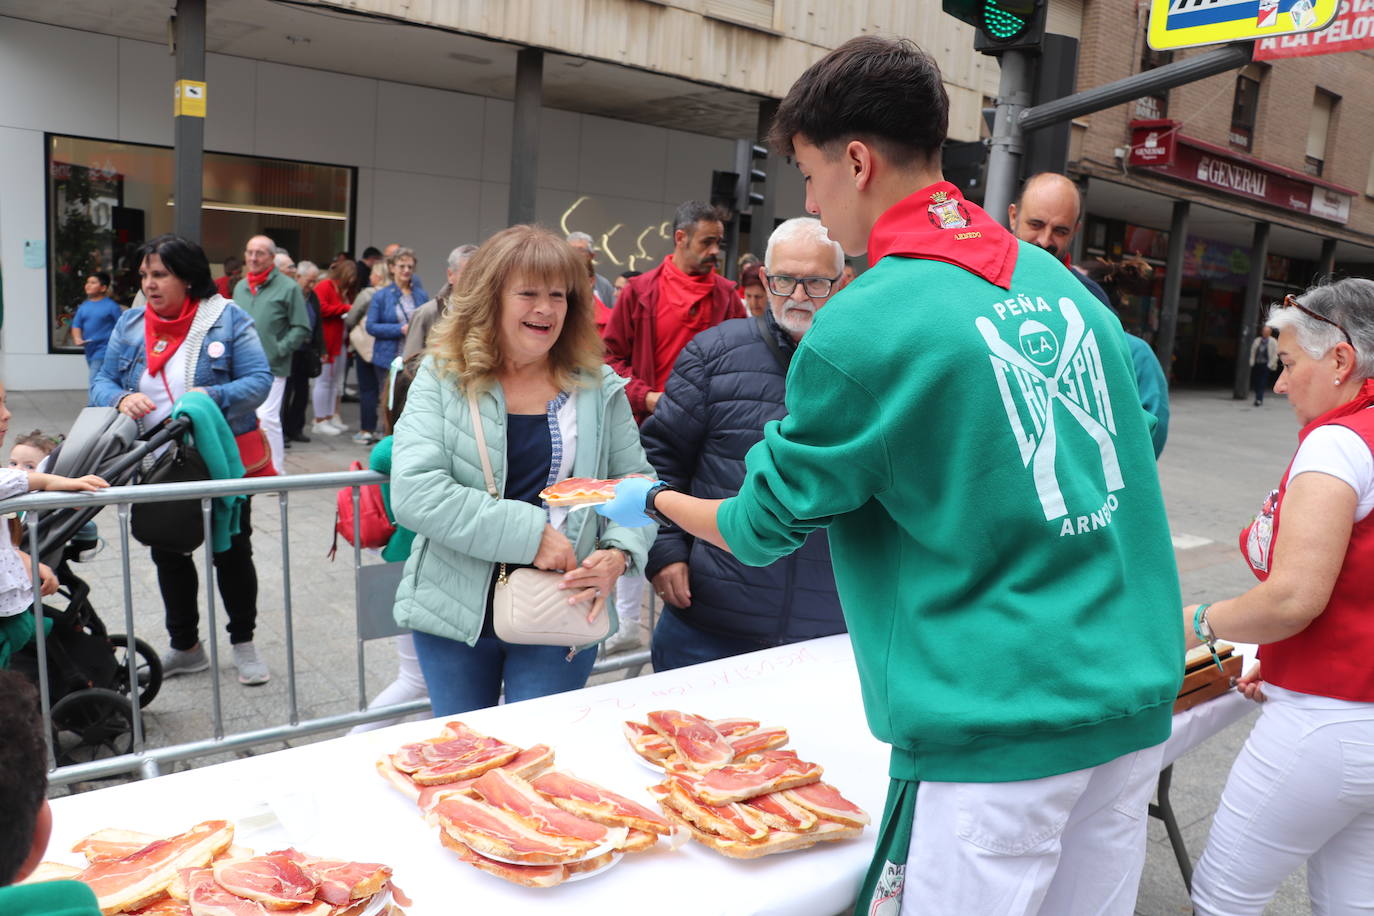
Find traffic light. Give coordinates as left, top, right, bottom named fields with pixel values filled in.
left=710, top=169, right=739, bottom=217
left=734, top=140, right=767, bottom=214
left=943, top=0, right=1047, bottom=53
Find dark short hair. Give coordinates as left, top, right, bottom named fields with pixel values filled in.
left=740, top=264, right=764, bottom=290
left=134, top=234, right=216, bottom=300
left=87, top=271, right=112, bottom=288
left=0, top=671, right=48, bottom=885
left=619, top=270, right=642, bottom=280
left=769, top=36, right=948, bottom=168
left=223, top=255, right=243, bottom=273
left=673, top=201, right=728, bottom=235
left=15, top=430, right=59, bottom=456
left=362, top=246, right=383, bottom=260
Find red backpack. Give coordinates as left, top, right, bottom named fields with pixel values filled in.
left=330, top=460, right=396, bottom=557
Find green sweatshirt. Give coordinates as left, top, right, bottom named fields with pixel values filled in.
left=718, top=203, right=1182, bottom=784
left=0, top=880, right=102, bottom=916
left=232, top=270, right=309, bottom=377
left=369, top=435, right=416, bottom=563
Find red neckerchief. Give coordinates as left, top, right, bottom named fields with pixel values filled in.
left=867, top=181, right=1018, bottom=290
left=145, top=298, right=200, bottom=377
left=246, top=267, right=273, bottom=295
left=657, top=255, right=718, bottom=331
left=1297, top=378, right=1374, bottom=445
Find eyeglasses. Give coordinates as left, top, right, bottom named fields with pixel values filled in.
left=1282, top=294, right=1353, bottom=348
left=766, top=273, right=841, bottom=299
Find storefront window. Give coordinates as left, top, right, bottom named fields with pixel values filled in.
left=46, top=134, right=353, bottom=353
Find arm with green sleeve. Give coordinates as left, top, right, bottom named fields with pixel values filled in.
left=655, top=344, right=893, bottom=563
left=1126, top=334, right=1169, bottom=457
left=282, top=284, right=311, bottom=354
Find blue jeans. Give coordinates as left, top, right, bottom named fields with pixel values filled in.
left=410, top=628, right=598, bottom=716
left=650, top=606, right=768, bottom=672
left=357, top=356, right=380, bottom=433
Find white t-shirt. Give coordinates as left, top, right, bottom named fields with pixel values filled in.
left=1289, top=423, right=1374, bottom=522
left=138, top=351, right=190, bottom=430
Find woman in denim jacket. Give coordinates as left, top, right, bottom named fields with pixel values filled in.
left=365, top=247, right=428, bottom=431
left=90, top=234, right=274, bottom=686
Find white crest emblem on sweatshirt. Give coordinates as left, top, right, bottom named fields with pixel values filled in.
left=976, top=296, right=1123, bottom=521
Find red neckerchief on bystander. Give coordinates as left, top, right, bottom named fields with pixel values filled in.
left=246, top=267, right=273, bottom=295
left=866, top=181, right=1019, bottom=290
left=145, top=298, right=200, bottom=377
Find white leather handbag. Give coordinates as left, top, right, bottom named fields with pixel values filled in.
left=466, top=388, right=611, bottom=647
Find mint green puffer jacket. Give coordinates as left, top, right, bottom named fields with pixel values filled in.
left=390, top=360, right=655, bottom=648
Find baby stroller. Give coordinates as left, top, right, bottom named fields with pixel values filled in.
left=9, top=407, right=189, bottom=766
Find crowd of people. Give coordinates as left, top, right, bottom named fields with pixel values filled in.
left=2, top=34, right=1372, bottom=916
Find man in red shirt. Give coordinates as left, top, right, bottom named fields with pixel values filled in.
left=604, top=201, right=744, bottom=424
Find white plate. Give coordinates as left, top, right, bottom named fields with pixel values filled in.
left=562, top=851, right=623, bottom=883
left=472, top=832, right=621, bottom=867
left=355, top=888, right=392, bottom=916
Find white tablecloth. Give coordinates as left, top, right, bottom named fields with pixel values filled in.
left=47, top=636, right=889, bottom=916
left=44, top=636, right=1264, bottom=914
left=1161, top=642, right=1260, bottom=768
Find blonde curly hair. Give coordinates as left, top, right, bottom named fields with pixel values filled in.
left=426, top=225, right=603, bottom=393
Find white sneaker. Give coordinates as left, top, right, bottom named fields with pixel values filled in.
left=603, top=625, right=644, bottom=655
left=325, top=418, right=348, bottom=433
left=232, top=642, right=271, bottom=686
left=311, top=420, right=342, bottom=436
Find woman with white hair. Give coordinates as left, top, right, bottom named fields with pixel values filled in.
left=1186, top=277, right=1374, bottom=915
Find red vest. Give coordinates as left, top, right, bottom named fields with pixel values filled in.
left=1240, top=380, right=1374, bottom=701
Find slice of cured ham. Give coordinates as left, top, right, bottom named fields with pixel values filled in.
left=539, top=476, right=648, bottom=507
left=414, top=744, right=556, bottom=816
left=73, top=829, right=164, bottom=864
left=473, top=769, right=627, bottom=849
left=529, top=771, right=674, bottom=835
left=129, top=898, right=193, bottom=916
left=661, top=810, right=864, bottom=859
left=646, top=710, right=734, bottom=771
left=742, top=790, right=820, bottom=832
left=618, top=829, right=659, bottom=853
left=708, top=718, right=761, bottom=737
left=79, top=820, right=234, bottom=915
left=212, top=855, right=317, bottom=909
left=184, top=869, right=331, bottom=916
left=390, top=723, right=521, bottom=786
left=437, top=829, right=565, bottom=888
left=783, top=782, right=872, bottom=828
left=659, top=777, right=769, bottom=843
left=687, top=750, right=823, bottom=805
left=623, top=721, right=674, bottom=764
left=728, top=726, right=790, bottom=758
left=434, top=793, right=593, bottom=865
left=18, top=861, right=83, bottom=884
left=269, top=850, right=391, bottom=907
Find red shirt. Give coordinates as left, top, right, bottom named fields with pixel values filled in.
left=215, top=275, right=234, bottom=299
left=1241, top=380, right=1374, bottom=701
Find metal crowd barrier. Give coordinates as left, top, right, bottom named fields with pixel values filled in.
left=0, top=471, right=654, bottom=787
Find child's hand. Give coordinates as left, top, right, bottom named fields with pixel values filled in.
left=30, top=473, right=109, bottom=492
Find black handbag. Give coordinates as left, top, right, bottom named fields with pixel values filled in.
left=131, top=439, right=211, bottom=553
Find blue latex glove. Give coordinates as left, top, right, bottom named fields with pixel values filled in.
left=594, top=476, right=658, bottom=528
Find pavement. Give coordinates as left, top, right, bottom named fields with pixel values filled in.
left=9, top=384, right=1310, bottom=914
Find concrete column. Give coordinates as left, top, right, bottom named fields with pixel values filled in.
left=1317, top=236, right=1337, bottom=282
left=508, top=48, right=543, bottom=227
left=1154, top=200, right=1191, bottom=378
left=173, top=0, right=206, bottom=243
left=1233, top=220, right=1271, bottom=400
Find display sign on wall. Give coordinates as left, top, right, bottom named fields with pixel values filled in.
left=1254, top=0, right=1374, bottom=57
left=1149, top=0, right=1340, bottom=49
left=1127, top=119, right=1355, bottom=224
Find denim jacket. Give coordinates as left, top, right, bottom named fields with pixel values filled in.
left=88, top=295, right=273, bottom=436
left=366, top=282, right=430, bottom=369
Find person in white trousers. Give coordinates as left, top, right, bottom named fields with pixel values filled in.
left=1185, top=280, right=1374, bottom=915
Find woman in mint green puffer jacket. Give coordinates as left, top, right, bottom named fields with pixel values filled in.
left=390, top=226, right=655, bottom=715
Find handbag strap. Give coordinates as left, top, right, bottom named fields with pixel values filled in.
left=181, top=296, right=229, bottom=390
left=755, top=312, right=792, bottom=373
left=466, top=387, right=499, bottom=499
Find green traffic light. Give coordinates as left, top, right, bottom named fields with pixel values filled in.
left=983, top=3, right=1027, bottom=39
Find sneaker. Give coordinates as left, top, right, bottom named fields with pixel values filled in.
left=311, top=420, right=342, bottom=436
left=602, top=625, right=644, bottom=655
left=232, top=642, right=271, bottom=686
left=160, top=644, right=210, bottom=677
left=352, top=431, right=375, bottom=445
left=325, top=418, right=349, bottom=433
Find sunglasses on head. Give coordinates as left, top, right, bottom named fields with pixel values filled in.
left=1282, top=294, right=1353, bottom=348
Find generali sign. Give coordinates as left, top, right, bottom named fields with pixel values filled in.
left=1127, top=119, right=1355, bottom=224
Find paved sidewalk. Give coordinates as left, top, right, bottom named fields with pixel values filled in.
left=10, top=384, right=1309, bottom=913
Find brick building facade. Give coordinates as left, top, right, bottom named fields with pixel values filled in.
left=1065, top=0, right=1374, bottom=383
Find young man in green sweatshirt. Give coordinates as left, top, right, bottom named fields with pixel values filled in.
left=599, top=36, right=1183, bottom=915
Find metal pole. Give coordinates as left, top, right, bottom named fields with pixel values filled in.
left=1233, top=220, right=1271, bottom=400
left=202, top=497, right=223, bottom=738
left=1154, top=200, right=1192, bottom=378
left=353, top=487, right=367, bottom=711
left=173, top=0, right=206, bottom=242
left=28, top=518, right=54, bottom=769
left=279, top=491, right=298, bottom=726
left=508, top=48, right=543, bottom=227
left=1317, top=236, right=1337, bottom=282
left=117, top=504, right=144, bottom=751
left=984, top=49, right=1035, bottom=228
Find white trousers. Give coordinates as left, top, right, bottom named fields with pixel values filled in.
left=616, top=572, right=646, bottom=625
left=349, top=633, right=429, bottom=734
left=310, top=357, right=344, bottom=420
left=902, top=741, right=1164, bottom=916
left=1192, top=685, right=1374, bottom=915
left=255, top=376, right=287, bottom=476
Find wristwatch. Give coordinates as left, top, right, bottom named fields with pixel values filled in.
left=644, top=482, right=676, bottom=526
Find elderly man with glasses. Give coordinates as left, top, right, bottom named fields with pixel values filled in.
left=637, top=217, right=848, bottom=670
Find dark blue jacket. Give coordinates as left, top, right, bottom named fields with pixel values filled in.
left=640, top=313, right=846, bottom=645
